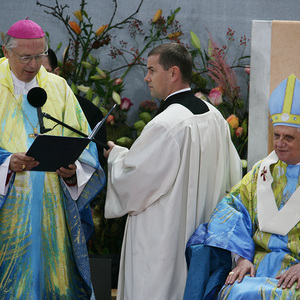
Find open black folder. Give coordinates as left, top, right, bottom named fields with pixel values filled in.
left=25, top=104, right=115, bottom=172
left=26, top=135, right=90, bottom=172
left=25, top=104, right=116, bottom=172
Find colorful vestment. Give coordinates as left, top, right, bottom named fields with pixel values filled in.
left=0, top=58, right=106, bottom=299
left=185, top=151, right=300, bottom=300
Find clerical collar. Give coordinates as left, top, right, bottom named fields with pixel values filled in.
left=165, top=88, right=191, bottom=101
left=11, top=71, right=38, bottom=95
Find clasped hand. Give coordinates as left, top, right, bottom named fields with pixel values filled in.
left=225, top=257, right=300, bottom=289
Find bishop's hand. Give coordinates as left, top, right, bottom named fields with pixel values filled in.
left=10, top=152, right=39, bottom=172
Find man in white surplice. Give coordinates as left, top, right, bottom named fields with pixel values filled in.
left=104, top=43, right=242, bottom=300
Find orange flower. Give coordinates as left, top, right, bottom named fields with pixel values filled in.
left=167, top=31, right=182, bottom=40
left=69, top=21, right=81, bottom=35
left=226, top=114, right=239, bottom=129
left=73, top=10, right=83, bottom=22
left=106, top=115, right=115, bottom=125
left=152, top=9, right=162, bottom=23
left=113, top=78, right=123, bottom=85
left=95, top=24, right=108, bottom=37
left=235, top=126, right=244, bottom=137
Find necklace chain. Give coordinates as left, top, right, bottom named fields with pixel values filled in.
left=13, top=93, right=39, bottom=138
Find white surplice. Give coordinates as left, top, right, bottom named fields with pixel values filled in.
left=105, top=101, right=242, bottom=300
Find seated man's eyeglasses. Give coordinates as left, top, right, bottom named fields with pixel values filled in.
left=11, top=48, right=48, bottom=64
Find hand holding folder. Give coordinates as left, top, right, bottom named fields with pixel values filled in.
left=26, top=104, right=116, bottom=172
left=26, top=135, right=90, bottom=172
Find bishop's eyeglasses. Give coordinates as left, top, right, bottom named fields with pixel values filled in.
left=11, top=48, right=48, bottom=64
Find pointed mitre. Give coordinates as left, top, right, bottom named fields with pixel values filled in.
left=269, top=74, right=300, bottom=128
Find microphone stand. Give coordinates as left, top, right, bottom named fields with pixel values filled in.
left=37, top=107, right=49, bottom=134
left=42, top=104, right=116, bottom=150
left=42, top=112, right=88, bottom=136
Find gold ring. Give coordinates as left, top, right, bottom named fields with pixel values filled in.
left=229, top=271, right=234, bottom=276
left=22, top=164, right=26, bottom=170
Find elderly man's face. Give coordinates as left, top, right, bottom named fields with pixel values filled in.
left=3, top=37, right=46, bottom=83
left=273, top=125, right=300, bottom=165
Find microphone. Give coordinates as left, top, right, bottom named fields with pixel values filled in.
left=28, top=87, right=111, bottom=150
left=27, top=87, right=51, bottom=134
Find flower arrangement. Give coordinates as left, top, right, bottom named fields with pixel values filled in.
left=36, top=0, right=182, bottom=148
left=189, top=28, right=250, bottom=159
left=0, top=1, right=251, bottom=259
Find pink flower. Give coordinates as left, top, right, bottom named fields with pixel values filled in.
left=113, top=78, right=123, bottom=85
left=235, top=126, right=244, bottom=137
left=120, top=97, right=133, bottom=111
left=244, top=66, right=250, bottom=75
left=226, top=114, right=239, bottom=129
left=194, top=91, right=206, bottom=101
left=139, top=100, right=158, bottom=113
left=208, top=87, right=223, bottom=106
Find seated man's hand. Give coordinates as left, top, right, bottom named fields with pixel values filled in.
left=276, top=263, right=300, bottom=289
left=225, top=257, right=256, bottom=285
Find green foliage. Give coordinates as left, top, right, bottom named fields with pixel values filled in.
left=37, top=0, right=181, bottom=116
left=189, top=29, right=250, bottom=159
left=0, top=1, right=251, bottom=255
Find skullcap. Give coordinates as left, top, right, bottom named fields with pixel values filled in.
left=7, top=18, right=45, bottom=39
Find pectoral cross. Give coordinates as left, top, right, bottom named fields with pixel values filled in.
left=29, top=128, right=38, bottom=138
left=260, top=166, right=267, bottom=181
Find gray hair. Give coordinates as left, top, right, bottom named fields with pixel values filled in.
left=3, top=33, right=48, bottom=52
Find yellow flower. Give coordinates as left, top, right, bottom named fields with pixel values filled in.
left=226, top=114, right=239, bottom=129
left=73, top=10, right=83, bottom=22
left=95, top=25, right=108, bottom=37
left=69, top=21, right=81, bottom=35
left=152, top=9, right=162, bottom=23
left=167, top=31, right=182, bottom=40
